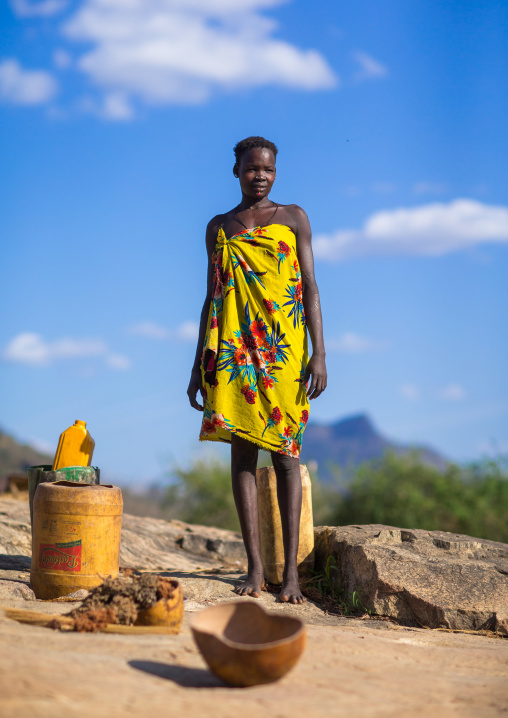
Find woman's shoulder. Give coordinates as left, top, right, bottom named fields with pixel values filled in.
left=206, top=209, right=235, bottom=235
left=275, top=203, right=309, bottom=233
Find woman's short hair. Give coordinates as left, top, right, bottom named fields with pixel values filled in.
left=233, top=136, right=278, bottom=167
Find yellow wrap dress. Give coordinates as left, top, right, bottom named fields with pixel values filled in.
left=199, top=222, right=310, bottom=457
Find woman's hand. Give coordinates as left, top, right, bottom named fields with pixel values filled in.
left=187, top=367, right=204, bottom=411
left=302, top=353, right=327, bottom=400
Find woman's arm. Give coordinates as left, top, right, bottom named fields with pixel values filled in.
left=187, top=218, right=220, bottom=411
left=293, top=206, right=327, bottom=400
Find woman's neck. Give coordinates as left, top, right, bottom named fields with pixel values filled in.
left=236, top=195, right=274, bottom=212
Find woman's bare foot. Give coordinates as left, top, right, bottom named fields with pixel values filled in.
left=234, top=566, right=265, bottom=598
left=279, top=570, right=306, bottom=604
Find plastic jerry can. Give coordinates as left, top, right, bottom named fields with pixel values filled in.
left=52, top=420, right=95, bottom=470
left=256, top=464, right=315, bottom=585
left=30, top=481, right=122, bottom=600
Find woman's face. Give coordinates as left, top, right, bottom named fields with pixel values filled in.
left=236, top=147, right=276, bottom=200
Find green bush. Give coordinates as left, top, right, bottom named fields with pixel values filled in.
left=328, top=452, right=508, bottom=543
left=162, top=457, right=240, bottom=532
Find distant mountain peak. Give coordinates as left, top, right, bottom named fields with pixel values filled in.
left=330, top=413, right=378, bottom=439
left=301, top=413, right=447, bottom=482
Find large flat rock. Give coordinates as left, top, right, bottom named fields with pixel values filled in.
left=314, top=524, right=508, bottom=633
left=1, top=499, right=507, bottom=717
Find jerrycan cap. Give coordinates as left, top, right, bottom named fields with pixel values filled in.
left=74, top=420, right=87, bottom=428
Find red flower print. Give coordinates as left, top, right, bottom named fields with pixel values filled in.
left=283, top=426, right=293, bottom=438
left=289, top=440, right=299, bottom=457
left=241, top=386, right=256, bottom=404
left=242, top=332, right=258, bottom=352
left=278, top=241, right=291, bottom=257
left=271, top=407, right=283, bottom=424
left=301, top=409, right=309, bottom=425
left=250, top=319, right=267, bottom=342
left=212, top=413, right=226, bottom=428
left=265, top=349, right=277, bottom=364
left=293, top=259, right=299, bottom=273
left=263, top=299, right=274, bottom=314
left=234, top=346, right=249, bottom=366
left=210, top=316, right=218, bottom=329
left=262, top=375, right=274, bottom=390
left=201, top=419, right=217, bottom=435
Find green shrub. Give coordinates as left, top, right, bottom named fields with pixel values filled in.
left=328, top=452, right=508, bottom=543
left=162, top=457, right=240, bottom=531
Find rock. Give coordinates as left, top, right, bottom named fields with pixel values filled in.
left=0, top=579, right=35, bottom=601
left=120, top=513, right=246, bottom=570
left=314, top=524, right=508, bottom=634
left=0, top=498, right=246, bottom=573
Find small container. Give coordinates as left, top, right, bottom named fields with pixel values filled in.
left=135, top=579, right=184, bottom=632
left=27, top=464, right=100, bottom=530
left=52, top=420, right=95, bottom=470
left=257, top=464, right=315, bottom=585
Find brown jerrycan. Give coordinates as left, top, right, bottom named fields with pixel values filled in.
left=30, top=481, right=123, bottom=600
left=256, top=464, right=315, bottom=585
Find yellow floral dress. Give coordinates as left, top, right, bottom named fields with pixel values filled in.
left=199, top=223, right=310, bottom=457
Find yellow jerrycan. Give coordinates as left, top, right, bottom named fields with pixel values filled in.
left=52, top=420, right=95, bottom=470
left=30, top=481, right=122, bottom=600
left=256, top=464, right=315, bottom=585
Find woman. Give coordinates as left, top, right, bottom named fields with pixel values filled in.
left=187, top=136, right=326, bottom=604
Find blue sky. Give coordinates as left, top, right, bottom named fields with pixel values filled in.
left=1, top=0, right=507, bottom=486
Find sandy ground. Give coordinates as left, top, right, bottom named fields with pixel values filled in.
left=1, top=566, right=507, bottom=718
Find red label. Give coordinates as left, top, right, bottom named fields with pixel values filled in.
left=39, top=540, right=82, bottom=572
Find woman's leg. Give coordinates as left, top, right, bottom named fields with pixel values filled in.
left=231, top=434, right=264, bottom=597
left=271, top=452, right=306, bottom=604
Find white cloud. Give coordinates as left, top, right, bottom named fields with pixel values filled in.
left=176, top=321, right=199, bottom=341
left=400, top=383, right=420, bottom=401
left=60, top=0, right=336, bottom=114
left=0, top=59, right=58, bottom=105
left=53, top=49, right=72, bottom=69
left=2, top=332, right=130, bottom=370
left=128, top=321, right=170, bottom=340
left=127, top=320, right=199, bottom=342
left=313, top=199, right=508, bottom=262
left=106, top=353, right=131, bottom=370
left=413, top=181, right=448, bottom=195
left=9, top=0, right=67, bottom=17
left=102, top=92, right=134, bottom=120
left=327, top=332, right=385, bottom=354
left=438, top=384, right=466, bottom=401
left=352, top=50, right=388, bottom=82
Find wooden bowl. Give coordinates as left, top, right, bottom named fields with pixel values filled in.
left=135, top=579, right=183, bottom=633
left=190, top=601, right=306, bottom=687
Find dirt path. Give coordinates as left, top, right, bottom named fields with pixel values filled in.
left=1, top=567, right=507, bottom=718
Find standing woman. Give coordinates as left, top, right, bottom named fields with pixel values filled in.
left=188, top=136, right=326, bottom=604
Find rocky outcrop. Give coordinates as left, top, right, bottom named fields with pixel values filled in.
left=314, top=524, right=508, bottom=634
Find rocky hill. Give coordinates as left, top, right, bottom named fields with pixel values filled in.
left=301, top=413, right=447, bottom=482
left=0, top=427, right=52, bottom=488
